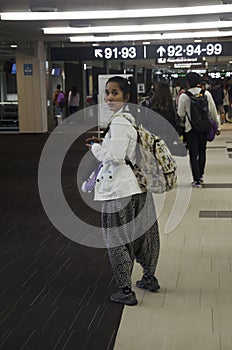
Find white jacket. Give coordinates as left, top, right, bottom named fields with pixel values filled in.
left=177, top=87, right=220, bottom=133
left=91, top=110, right=142, bottom=201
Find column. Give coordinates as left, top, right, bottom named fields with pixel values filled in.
left=16, top=41, right=48, bottom=133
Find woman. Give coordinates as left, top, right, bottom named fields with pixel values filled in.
left=86, top=76, right=160, bottom=306
left=68, top=86, right=80, bottom=115
left=151, top=80, right=177, bottom=127
left=151, top=80, right=186, bottom=155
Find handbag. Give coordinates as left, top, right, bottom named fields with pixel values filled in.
left=81, top=163, right=103, bottom=193
left=205, top=119, right=218, bottom=142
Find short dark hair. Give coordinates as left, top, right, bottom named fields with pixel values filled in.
left=186, top=72, right=200, bottom=88
left=57, top=84, right=61, bottom=90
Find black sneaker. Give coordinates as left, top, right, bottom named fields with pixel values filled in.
left=136, top=276, right=160, bottom=292
left=191, top=181, right=202, bottom=188
left=110, top=291, right=138, bottom=306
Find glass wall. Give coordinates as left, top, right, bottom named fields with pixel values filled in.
left=0, top=58, right=18, bottom=130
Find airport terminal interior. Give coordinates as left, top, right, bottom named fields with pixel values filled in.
left=0, top=1, right=232, bottom=349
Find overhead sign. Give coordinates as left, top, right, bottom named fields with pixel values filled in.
left=51, top=41, right=232, bottom=61
left=209, top=71, right=232, bottom=79
left=148, top=42, right=224, bottom=59
left=93, top=46, right=142, bottom=59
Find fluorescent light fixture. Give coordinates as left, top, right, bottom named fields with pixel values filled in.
left=43, top=21, right=232, bottom=34
left=70, top=30, right=232, bottom=42
left=1, top=4, right=232, bottom=20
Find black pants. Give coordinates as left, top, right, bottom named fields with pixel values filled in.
left=69, top=105, right=79, bottom=115
left=185, top=129, right=207, bottom=182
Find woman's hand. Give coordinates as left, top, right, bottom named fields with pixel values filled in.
left=85, top=136, right=103, bottom=148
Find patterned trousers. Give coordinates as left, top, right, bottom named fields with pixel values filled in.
left=102, top=192, right=160, bottom=289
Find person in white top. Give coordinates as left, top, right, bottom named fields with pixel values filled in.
left=68, top=86, right=80, bottom=115
left=178, top=72, right=220, bottom=187
left=85, top=76, right=160, bottom=306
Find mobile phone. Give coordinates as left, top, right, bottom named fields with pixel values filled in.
left=89, top=141, right=95, bottom=145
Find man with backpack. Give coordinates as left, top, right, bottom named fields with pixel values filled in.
left=177, top=72, right=220, bottom=188
left=53, top=84, right=65, bottom=125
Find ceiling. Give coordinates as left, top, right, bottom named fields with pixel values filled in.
left=0, top=0, right=231, bottom=71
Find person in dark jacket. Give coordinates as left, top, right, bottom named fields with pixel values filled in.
left=210, top=80, right=225, bottom=124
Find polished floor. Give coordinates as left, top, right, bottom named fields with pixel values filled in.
left=0, top=133, right=123, bottom=350
left=0, top=123, right=232, bottom=350
left=114, top=123, right=232, bottom=350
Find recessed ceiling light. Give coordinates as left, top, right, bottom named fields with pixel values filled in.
left=29, top=7, right=57, bottom=12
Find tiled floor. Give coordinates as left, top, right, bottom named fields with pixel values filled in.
left=114, top=123, right=232, bottom=350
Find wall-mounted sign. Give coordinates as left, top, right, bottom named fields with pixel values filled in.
left=24, top=64, right=33, bottom=76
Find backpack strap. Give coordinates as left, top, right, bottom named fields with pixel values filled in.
left=185, top=90, right=193, bottom=98
left=185, top=89, right=205, bottom=98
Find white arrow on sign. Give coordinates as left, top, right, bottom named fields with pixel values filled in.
left=157, top=46, right=166, bottom=57
left=94, top=49, right=103, bottom=58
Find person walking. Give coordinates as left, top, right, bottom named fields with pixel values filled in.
left=53, top=84, right=65, bottom=124
left=178, top=72, right=220, bottom=188
left=151, top=80, right=177, bottom=127
left=68, top=86, right=80, bottom=115
left=86, top=76, right=160, bottom=306
left=151, top=80, right=186, bottom=156
left=210, top=80, right=225, bottom=124
left=223, top=83, right=231, bottom=123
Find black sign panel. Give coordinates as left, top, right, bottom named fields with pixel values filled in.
left=92, top=46, right=145, bottom=60
left=51, top=42, right=232, bottom=61
left=146, top=42, right=232, bottom=59
left=51, top=47, right=93, bottom=61
left=51, top=46, right=144, bottom=61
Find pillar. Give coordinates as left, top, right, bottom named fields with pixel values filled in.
left=16, top=41, right=48, bottom=133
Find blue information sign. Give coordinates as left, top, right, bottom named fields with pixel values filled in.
left=24, top=64, right=33, bottom=76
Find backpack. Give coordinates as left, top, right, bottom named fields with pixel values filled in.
left=135, top=125, right=177, bottom=193
left=185, top=90, right=212, bottom=133
left=57, top=91, right=65, bottom=107
left=122, top=114, right=177, bottom=193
